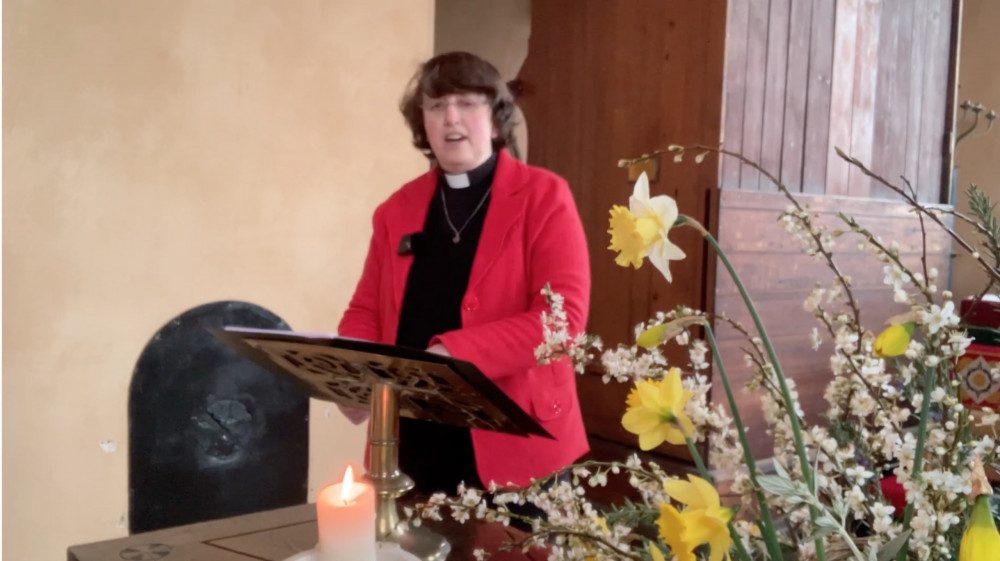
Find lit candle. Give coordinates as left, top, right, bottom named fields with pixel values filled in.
left=316, top=465, right=376, bottom=561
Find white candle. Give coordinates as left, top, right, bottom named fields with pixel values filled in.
left=316, top=465, right=376, bottom=561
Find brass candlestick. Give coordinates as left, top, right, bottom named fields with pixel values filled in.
left=367, top=382, right=450, bottom=561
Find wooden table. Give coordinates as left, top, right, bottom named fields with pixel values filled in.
left=67, top=503, right=544, bottom=561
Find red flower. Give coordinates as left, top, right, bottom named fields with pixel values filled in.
left=879, top=474, right=906, bottom=515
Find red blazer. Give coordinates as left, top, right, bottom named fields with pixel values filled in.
left=338, top=150, right=591, bottom=486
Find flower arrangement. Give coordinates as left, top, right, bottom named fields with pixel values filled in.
left=410, top=146, right=1000, bottom=561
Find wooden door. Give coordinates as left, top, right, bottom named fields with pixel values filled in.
left=516, top=0, right=728, bottom=457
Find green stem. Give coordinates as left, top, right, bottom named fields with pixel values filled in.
left=896, top=364, right=937, bottom=561
left=835, top=522, right=868, bottom=561
left=685, top=216, right=826, bottom=561
left=684, top=436, right=711, bottom=481
left=703, top=326, right=785, bottom=561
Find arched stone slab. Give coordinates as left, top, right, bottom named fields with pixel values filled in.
left=128, top=301, right=308, bottom=534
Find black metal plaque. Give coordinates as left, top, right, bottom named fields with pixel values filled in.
left=129, top=302, right=308, bottom=534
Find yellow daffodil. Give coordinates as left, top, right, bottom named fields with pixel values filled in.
left=621, top=368, right=694, bottom=450
left=656, top=502, right=696, bottom=561
left=960, top=495, right=1000, bottom=561
left=662, top=475, right=735, bottom=561
left=608, top=205, right=657, bottom=268
left=626, top=386, right=642, bottom=408
left=873, top=322, right=915, bottom=358
left=607, top=172, right=686, bottom=282
left=960, top=458, right=1000, bottom=561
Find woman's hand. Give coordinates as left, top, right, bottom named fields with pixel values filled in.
left=426, top=343, right=452, bottom=357
left=337, top=404, right=371, bottom=425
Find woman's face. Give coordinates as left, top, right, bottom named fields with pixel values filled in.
left=422, top=92, right=496, bottom=174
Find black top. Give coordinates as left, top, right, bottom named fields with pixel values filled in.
left=395, top=153, right=497, bottom=349
left=394, top=153, right=497, bottom=493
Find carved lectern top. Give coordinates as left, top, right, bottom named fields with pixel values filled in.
left=213, top=327, right=550, bottom=439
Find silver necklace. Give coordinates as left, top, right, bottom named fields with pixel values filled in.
left=439, top=186, right=492, bottom=244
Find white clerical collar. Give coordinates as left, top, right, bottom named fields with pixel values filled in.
left=444, top=173, right=471, bottom=189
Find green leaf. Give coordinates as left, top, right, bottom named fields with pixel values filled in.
left=876, top=530, right=911, bottom=561
left=806, top=523, right=837, bottom=541
left=813, top=514, right=840, bottom=531
left=603, top=497, right=659, bottom=528
left=756, top=474, right=798, bottom=497
left=805, top=514, right=841, bottom=541
left=781, top=494, right=806, bottom=506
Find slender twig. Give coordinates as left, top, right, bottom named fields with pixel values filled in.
left=712, top=313, right=768, bottom=367
left=838, top=213, right=934, bottom=305
left=901, top=176, right=931, bottom=286
left=941, top=208, right=1000, bottom=241
left=834, top=148, right=1000, bottom=285
left=685, top=145, right=865, bottom=339
left=506, top=529, right=646, bottom=561
left=956, top=109, right=982, bottom=144
left=810, top=301, right=899, bottom=421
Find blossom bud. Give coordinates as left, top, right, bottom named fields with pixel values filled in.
left=873, top=323, right=915, bottom=358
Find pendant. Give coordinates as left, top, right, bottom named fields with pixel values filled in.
left=452, top=234, right=461, bottom=243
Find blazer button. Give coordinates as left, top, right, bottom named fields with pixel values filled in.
left=551, top=400, right=562, bottom=415
left=463, top=296, right=479, bottom=312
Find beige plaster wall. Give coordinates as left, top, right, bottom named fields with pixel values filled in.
left=2, top=1, right=433, bottom=558
left=952, top=0, right=1000, bottom=300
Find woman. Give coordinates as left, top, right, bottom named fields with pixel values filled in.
left=338, top=51, right=590, bottom=493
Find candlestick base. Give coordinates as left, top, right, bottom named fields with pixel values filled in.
left=367, top=382, right=450, bottom=561
left=380, top=526, right=450, bottom=561
left=281, top=542, right=422, bottom=561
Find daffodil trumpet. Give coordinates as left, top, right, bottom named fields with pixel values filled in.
left=607, top=172, right=686, bottom=282
left=621, top=368, right=694, bottom=450
left=960, top=495, right=1000, bottom=561
left=658, top=475, right=736, bottom=561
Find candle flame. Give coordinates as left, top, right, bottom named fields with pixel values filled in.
left=340, top=465, right=354, bottom=503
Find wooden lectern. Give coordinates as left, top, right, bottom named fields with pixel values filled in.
left=214, top=327, right=551, bottom=561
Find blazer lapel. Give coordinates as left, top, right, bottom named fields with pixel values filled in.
left=387, top=172, right=437, bottom=315
left=467, top=151, right=526, bottom=291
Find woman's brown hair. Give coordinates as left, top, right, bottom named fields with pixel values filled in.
left=400, top=51, right=519, bottom=160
